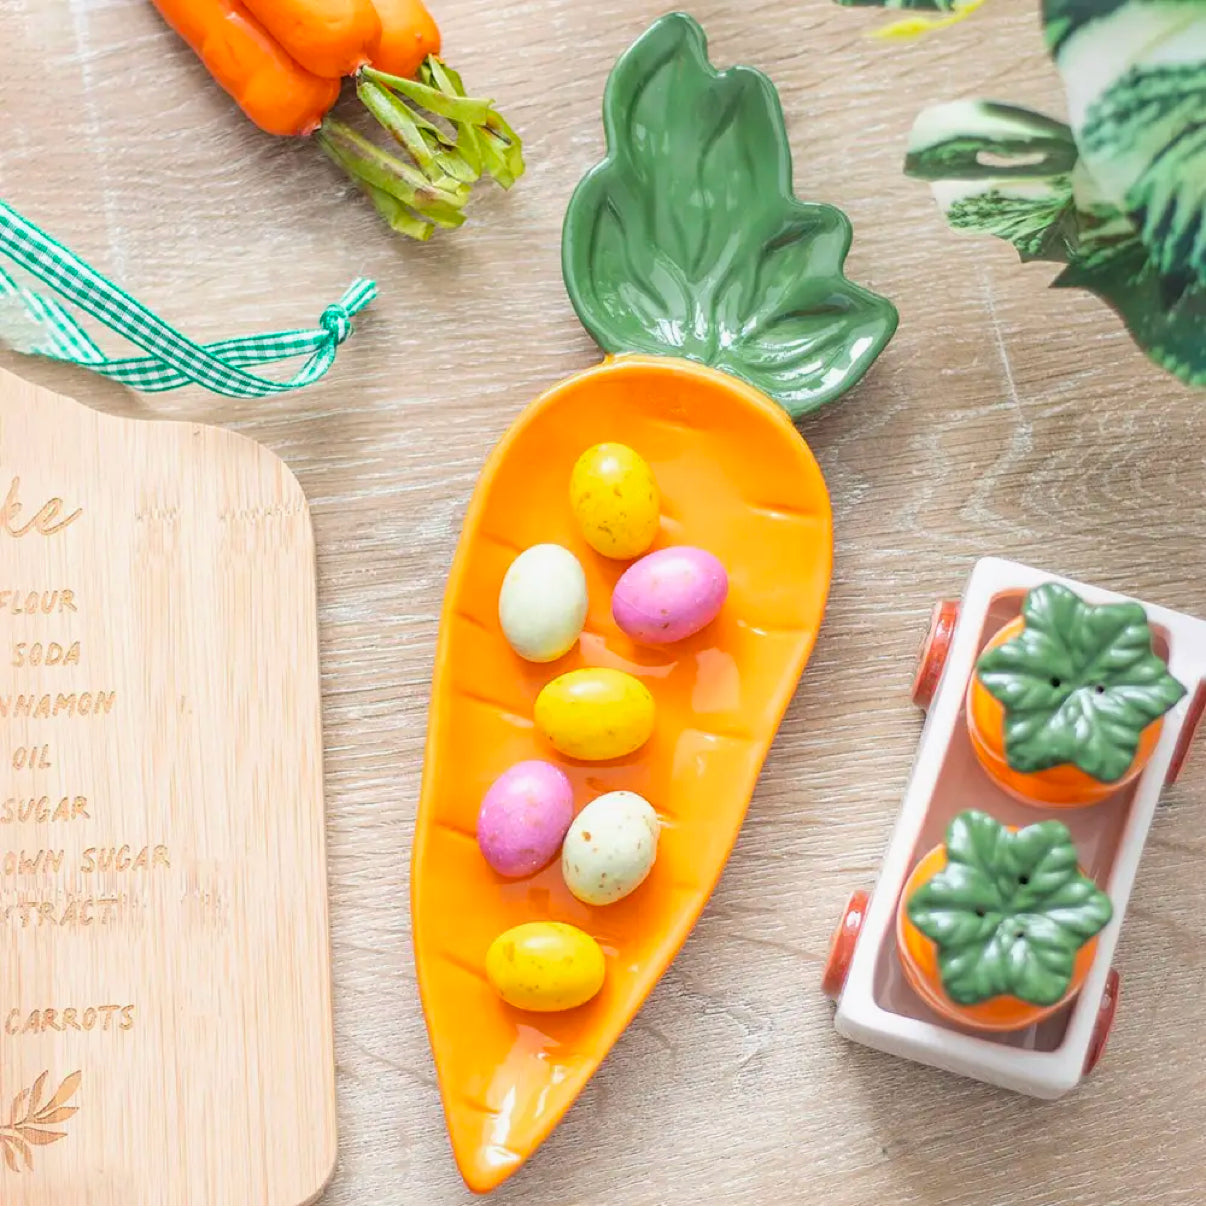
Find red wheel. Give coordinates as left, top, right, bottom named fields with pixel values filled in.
left=911, top=600, right=959, bottom=711
left=1083, top=967, right=1120, bottom=1077
left=1168, top=681, right=1206, bottom=785
left=822, top=889, right=869, bottom=1001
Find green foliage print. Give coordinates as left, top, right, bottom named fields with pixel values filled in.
left=833, top=1, right=960, bottom=8
left=977, top=582, right=1186, bottom=782
left=908, top=810, right=1113, bottom=1007
left=832, top=0, right=986, bottom=34
left=1043, top=0, right=1201, bottom=54
left=840, top=0, right=1206, bottom=387
left=905, top=102, right=1082, bottom=262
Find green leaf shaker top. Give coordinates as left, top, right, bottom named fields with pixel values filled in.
left=977, top=582, right=1186, bottom=782
left=908, top=810, right=1113, bottom=1007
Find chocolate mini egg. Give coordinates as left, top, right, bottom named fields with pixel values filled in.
left=562, top=791, right=660, bottom=906
left=570, top=443, right=660, bottom=560
left=477, top=760, right=574, bottom=878
left=486, top=921, right=606, bottom=1012
left=499, top=544, right=588, bottom=663
left=534, top=667, right=655, bottom=761
left=612, top=546, right=729, bottom=645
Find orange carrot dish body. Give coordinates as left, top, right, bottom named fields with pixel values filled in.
left=411, top=14, right=898, bottom=1191
left=150, top=0, right=523, bottom=238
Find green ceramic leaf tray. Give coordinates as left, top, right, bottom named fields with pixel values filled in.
left=563, top=11, right=898, bottom=417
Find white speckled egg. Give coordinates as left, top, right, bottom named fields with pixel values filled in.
left=562, top=791, right=660, bottom=906
left=499, top=544, right=588, bottom=663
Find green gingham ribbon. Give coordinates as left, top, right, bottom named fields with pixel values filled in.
left=0, top=199, right=376, bottom=397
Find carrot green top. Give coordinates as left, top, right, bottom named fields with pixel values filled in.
left=561, top=13, right=898, bottom=419
left=908, top=810, right=1112, bottom=1007
left=976, top=582, right=1186, bottom=782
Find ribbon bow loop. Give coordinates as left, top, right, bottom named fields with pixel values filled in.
left=319, top=278, right=378, bottom=348
left=320, top=305, right=353, bottom=346
left=0, top=199, right=377, bottom=398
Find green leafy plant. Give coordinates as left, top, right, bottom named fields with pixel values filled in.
left=837, top=0, right=1206, bottom=387
left=977, top=582, right=1186, bottom=781
left=561, top=12, right=898, bottom=419
left=908, top=810, right=1112, bottom=1007
left=833, top=0, right=986, bottom=37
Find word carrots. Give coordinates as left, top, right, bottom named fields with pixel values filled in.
left=150, top=0, right=523, bottom=239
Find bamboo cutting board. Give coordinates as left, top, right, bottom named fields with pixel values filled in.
left=0, top=368, right=336, bottom=1205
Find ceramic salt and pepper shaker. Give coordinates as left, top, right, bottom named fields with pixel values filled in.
left=967, top=582, right=1185, bottom=807
left=824, top=557, right=1205, bottom=1098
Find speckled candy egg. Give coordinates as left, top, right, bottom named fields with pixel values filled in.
left=612, top=546, right=729, bottom=645
left=486, top=921, right=606, bottom=1012
left=534, top=667, right=655, bottom=761
left=570, top=443, right=661, bottom=560
left=499, top=544, right=588, bottom=663
left=562, top=791, right=660, bottom=906
left=477, top=760, right=575, bottom=878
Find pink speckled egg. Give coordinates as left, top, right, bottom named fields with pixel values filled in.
left=611, top=546, right=729, bottom=645
left=477, top=760, right=574, bottom=878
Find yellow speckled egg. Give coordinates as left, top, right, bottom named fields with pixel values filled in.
left=570, top=443, right=661, bottom=560
left=486, top=921, right=606, bottom=1012
left=534, top=667, right=655, bottom=761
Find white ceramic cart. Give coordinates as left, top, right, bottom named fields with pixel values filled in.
left=823, top=556, right=1206, bottom=1098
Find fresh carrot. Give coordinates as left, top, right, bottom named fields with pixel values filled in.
left=242, top=0, right=381, bottom=79
left=369, top=0, right=441, bottom=79
left=149, top=0, right=523, bottom=238
left=153, top=0, right=338, bottom=136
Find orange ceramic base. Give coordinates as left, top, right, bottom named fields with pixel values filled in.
left=413, top=355, right=833, bottom=1192
left=896, top=844, right=1098, bottom=1033
left=912, top=600, right=959, bottom=710
left=822, top=889, right=870, bottom=1001
left=968, top=617, right=1163, bottom=807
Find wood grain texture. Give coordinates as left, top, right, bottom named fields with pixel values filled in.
left=1, top=1, right=1203, bottom=1203
left=0, top=368, right=335, bottom=1204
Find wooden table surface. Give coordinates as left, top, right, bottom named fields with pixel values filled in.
left=2, top=1, right=1203, bottom=1203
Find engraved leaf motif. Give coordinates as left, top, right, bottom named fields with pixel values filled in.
left=17, top=1128, right=66, bottom=1145
left=1, top=1070, right=81, bottom=1174
left=562, top=12, right=897, bottom=418
left=37, top=1071, right=80, bottom=1119
left=34, top=1107, right=77, bottom=1126
left=25, top=1072, right=46, bottom=1115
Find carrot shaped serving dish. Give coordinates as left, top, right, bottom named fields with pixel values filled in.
left=413, top=12, right=898, bottom=1192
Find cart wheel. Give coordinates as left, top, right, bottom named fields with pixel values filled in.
left=1168, top=681, right=1206, bottom=785
left=822, top=889, right=870, bottom=1001
left=911, top=601, right=959, bottom=711
left=1083, top=967, right=1120, bottom=1077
